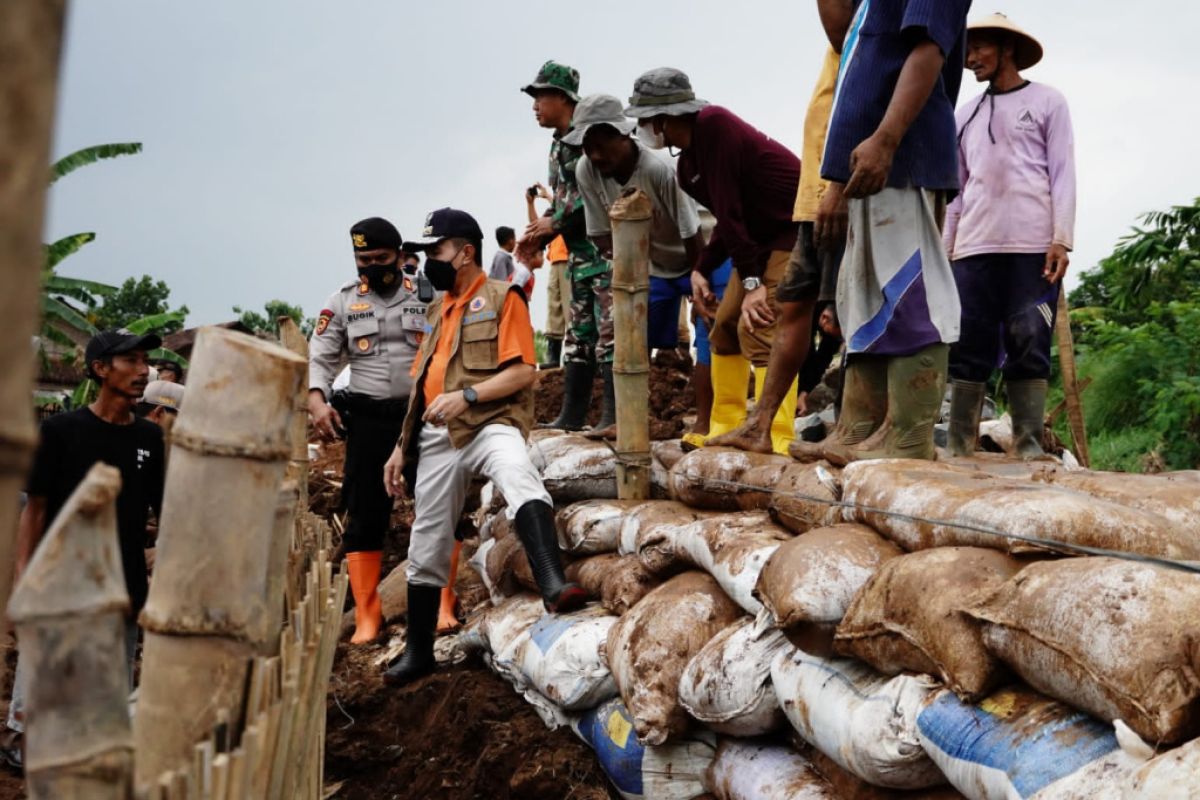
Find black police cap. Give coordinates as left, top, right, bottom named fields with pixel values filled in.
left=350, top=217, right=403, bottom=252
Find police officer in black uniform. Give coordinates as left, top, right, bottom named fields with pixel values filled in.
left=308, top=217, right=432, bottom=644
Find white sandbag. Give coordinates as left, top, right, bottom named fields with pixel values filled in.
left=572, top=697, right=716, bottom=800
left=617, top=500, right=711, bottom=567
left=607, top=572, right=743, bottom=745
left=771, top=648, right=944, bottom=790
left=556, top=499, right=643, bottom=555
left=917, top=687, right=1150, bottom=800
left=529, top=433, right=617, bottom=501
left=460, top=593, right=545, bottom=658
left=1125, top=735, right=1200, bottom=799
left=840, top=459, right=1200, bottom=559
left=469, top=538, right=504, bottom=604
left=967, top=557, right=1200, bottom=744
left=666, top=512, right=791, bottom=615
left=679, top=618, right=788, bottom=737
left=497, top=605, right=618, bottom=711
left=705, top=740, right=838, bottom=800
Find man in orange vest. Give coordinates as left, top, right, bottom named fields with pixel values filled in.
left=382, top=207, right=586, bottom=686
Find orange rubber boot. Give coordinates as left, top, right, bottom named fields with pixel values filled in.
left=437, top=541, right=462, bottom=633
left=346, top=551, right=384, bottom=645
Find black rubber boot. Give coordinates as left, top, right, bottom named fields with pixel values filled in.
left=591, top=363, right=616, bottom=432
left=382, top=584, right=439, bottom=687
left=537, top=361, right=594, bottom=431
left=1009, top=379, right=1049, bottom=459
left=539, top=337, right=563, bottom=370
left=514, top=500, right=588, bottom=613
left=947, top=380, right=986, bottom=457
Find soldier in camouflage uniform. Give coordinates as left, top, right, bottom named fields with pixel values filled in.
left=518, top=60, right=616, bottom=431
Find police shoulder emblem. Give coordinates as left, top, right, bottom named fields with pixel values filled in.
left=468, top=296, right=486, bottom=313
left=315, top=309, right=334, bottom=336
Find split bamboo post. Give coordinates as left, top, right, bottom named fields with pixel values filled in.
left=278, top=317, right=311, bottom=510
left=134, top=327, right=305, bottom=789
left=609, top=188, right=653, bottom=500
left=0, top=0, right=67, bottom=639
left=263, top=481, right=299, bottom=655
left=8, top=464, right=133, bottom=799
left=1055, top=291, right=1090, bottom=467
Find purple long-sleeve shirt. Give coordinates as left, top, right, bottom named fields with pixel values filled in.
left=944, top=81, right=1076, bottom=260
left=676, top=106, right=800, bottom=278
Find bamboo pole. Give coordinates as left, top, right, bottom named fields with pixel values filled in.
left=8, top=464, right=133, bottom=799
left=609, top=188, right=653, bottom=500
left=0, top=0, right=67, bottom=647
left=134, top=327, right=305, bottom=789
left=278, top=317, right=311, bottom=510
left=1055, top=291, right=1091, bottom=467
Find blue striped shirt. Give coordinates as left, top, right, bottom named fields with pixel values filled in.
left=821, top=0, right=971, bottom=193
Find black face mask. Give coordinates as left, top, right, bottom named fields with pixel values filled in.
left=357, top=263, right=400, bottom=293
left=423, top=248, right=461, bottom=292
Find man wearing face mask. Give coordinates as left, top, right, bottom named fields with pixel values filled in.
left=625, top=69, right=802, bottom=454
left=308, top=217, right=433, bottom=646
left=382, top=207, right=586, bottom=686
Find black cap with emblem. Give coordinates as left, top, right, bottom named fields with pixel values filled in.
left=402, top=208, right=484, bottom=252
left=350, top=217, right=403, bottom=252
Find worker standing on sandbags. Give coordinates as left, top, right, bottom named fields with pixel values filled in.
left=625, top=69, right=802, bottom=455
left=803, top=0, right=971, bottom=464
left=568, top=93, right=705, bottom=437
left=382, top=208, right=586, bottom=687
left=944, top=13, right=1075, bottom=459
left=710, top=46, right=849, bottom=456
left=517, top=61, right=617, bottom=431
left=308, top=217, right=433, bottom=645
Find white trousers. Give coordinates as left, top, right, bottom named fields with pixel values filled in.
left=406, top=423, right=550, bottom=587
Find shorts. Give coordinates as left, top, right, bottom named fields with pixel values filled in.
left=777, top=221, right=842, bottom=304
left=648, top=274, right=694, bottom=350
left=694, top=259, right=733, bottom=366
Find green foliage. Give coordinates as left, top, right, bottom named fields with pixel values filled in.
left=1070, top=198, right=1200, bottom=471
left=534, top=330, right=548, bottom=364
left=93, top=275, right=189, bottom=333
left=45, top=233, right=96, bottom=270
left=50, top=143, right=143, bottom=184
left=234, top=300, right=315, bottom=338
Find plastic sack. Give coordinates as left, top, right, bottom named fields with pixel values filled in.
left=572, top=697, right=715, bottom=800
left=497, top=605, right=618, bottom=711
left=557, top=499, right=643, bottom=555
left=529, top=433, right=617, bottom=502
left=771, top=647, right=944, bottom=790
left=679, top=618, right=788, bottom=737
left=705, top=739, right=838, bottom=800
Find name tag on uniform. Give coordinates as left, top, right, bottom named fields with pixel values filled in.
left=463, top=310, right=497, bottom=325
left=347, top=310, right=376, bottom=323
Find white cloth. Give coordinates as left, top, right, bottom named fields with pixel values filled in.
left=406, top=423, right=551, bottom=587
left=838, top=187, right=960, bottom=357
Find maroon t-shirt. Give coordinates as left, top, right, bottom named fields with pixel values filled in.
left=676, top=105, right=801, bottom=278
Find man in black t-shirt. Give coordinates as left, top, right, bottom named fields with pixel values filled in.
left=3, top=330, right=166, bottom=769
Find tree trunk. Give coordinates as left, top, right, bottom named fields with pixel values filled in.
left=1055, top=292, right=1090, bottom=467
left=8, top=464, right=133, bottom=799
left=134, top=327, right=305, bottom=789
left=609, top=189, right=653, bottom=500
left=0, top=0, right=67, bottom=642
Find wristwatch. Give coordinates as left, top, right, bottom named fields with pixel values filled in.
left=462, top=386, right=478, bottom=405
left=742, top=276, right=763, bottom=291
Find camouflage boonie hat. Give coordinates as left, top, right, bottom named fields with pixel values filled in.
left=624, top=67, right=709, bottom=119
left=521, top=60, right=581, bottom=102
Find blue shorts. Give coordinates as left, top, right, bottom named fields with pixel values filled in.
left=648, top=273, right=694, bottom=350
left=694, top=259, right=733, bottom=366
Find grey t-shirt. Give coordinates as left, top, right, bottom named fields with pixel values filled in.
left=489, top=249, right=515, bottom=281
left=577, top=145, right=701, bottom=279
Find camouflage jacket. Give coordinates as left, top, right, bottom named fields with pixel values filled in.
left=549, top=135, right=607, bottom=279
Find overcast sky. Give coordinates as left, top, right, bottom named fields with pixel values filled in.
left=46, top=0, right=1200, bottom=332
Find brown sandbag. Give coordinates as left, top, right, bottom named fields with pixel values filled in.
left=600, top=556, right=663, bottom=615
left=841, top=460, right=1200, bottom=559
left=967, top=557, right=1200, bottom=744
left=1031, top=464, right=1200, bottom=531
left=755, top=524, right=902, bottom=655
left=565, top=553, right=620, bottom=598
left=768, top=462, right=842, bottom=534
left=835, top=547, right=1023, bottom=701
left=606, top=571, right=743, bottom=745
left=668, top=448, right=793, bottom=511
left=619, top=500, right=716, bottom=573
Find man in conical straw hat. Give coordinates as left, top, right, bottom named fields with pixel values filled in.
left=943, top=13, right=1076, bottom=460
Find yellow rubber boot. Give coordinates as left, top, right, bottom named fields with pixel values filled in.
left=346, top=551, right=383, bottom=645
left=705, top=353, right=752, bottom=442
left=437, top=540, right=462, bottom=633
left=754, top=368, right=799, bottom=456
